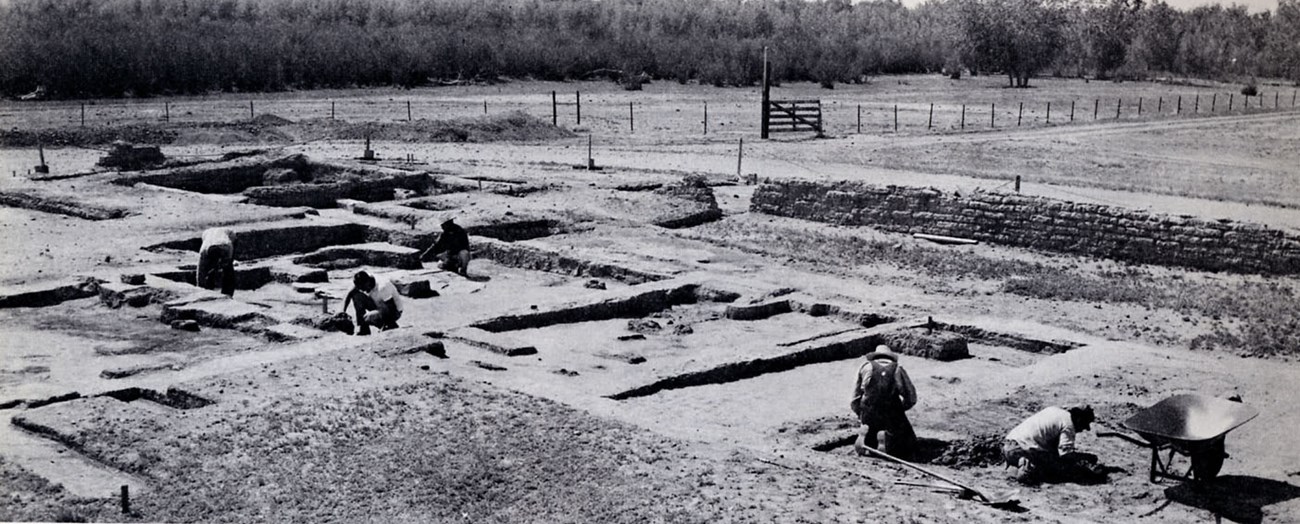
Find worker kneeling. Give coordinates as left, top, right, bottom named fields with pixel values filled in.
left=343, top=271, right=403, bottom=336
left=1003, top=405, right=1095, bottom=484
left=851, top=345, right=918, bottom=459
left=421, top=219, right=471, bottom=277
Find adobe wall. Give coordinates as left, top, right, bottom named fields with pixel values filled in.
left=751, top=181, right=1300, bottom=275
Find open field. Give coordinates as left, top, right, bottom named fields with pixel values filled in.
left=1, top=77, right=1299, bottom=523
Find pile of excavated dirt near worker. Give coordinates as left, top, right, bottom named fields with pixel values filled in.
left=2, top=98, right=1299, bottom=523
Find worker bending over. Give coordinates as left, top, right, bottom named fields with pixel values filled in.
left=196, top=227, right=236, bottom=297
left=1003, top=405, right=1095, bottom=484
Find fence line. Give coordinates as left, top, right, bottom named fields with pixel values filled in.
left=9, top=88, right=1298, bottom=141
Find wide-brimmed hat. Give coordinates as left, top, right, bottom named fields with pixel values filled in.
left=864, top=344, right=897, bottom=361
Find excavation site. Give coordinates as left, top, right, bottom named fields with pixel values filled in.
left=2, top=75, right=1299, bottom=523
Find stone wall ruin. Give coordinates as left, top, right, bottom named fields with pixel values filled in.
left=751, top=181, right=1300, bottom=275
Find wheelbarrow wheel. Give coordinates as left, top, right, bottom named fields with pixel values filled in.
left=1190, top=439, right=1225, bottom=481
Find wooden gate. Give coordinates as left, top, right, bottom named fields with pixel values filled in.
left=764, top=100, right=823, bottom=136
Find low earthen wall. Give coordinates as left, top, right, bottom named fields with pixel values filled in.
left=751, top=181, right=1300, bottom=275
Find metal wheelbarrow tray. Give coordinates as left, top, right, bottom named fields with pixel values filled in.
left=1100, top=393, right=1258, bottom=483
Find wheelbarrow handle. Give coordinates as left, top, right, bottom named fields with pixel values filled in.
left=1097, top=431, right=1152, bottom=448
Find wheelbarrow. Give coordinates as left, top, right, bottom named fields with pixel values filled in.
left=1099, top=393, right=1258, bottom=483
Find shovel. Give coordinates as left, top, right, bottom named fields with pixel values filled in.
left=862, top=445, right=1021, bottom=508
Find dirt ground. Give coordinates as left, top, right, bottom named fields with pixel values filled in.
left=1, top=78, right=1299, bottom=523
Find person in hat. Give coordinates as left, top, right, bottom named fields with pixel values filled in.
left=196, top=227, right=236, bottom=297
left=342, top=270, right=403, bottom=336
left=1002, top=405, right=1096, bottom=484
left=421, top=218, right=471, bottom=277
left=851, top=345, right=918, bottom=458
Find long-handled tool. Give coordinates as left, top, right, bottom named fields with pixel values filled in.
left=862, top=446, right=1021, bottom=508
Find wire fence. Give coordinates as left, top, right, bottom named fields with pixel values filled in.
left=3, top=88, right=1297, bottom=140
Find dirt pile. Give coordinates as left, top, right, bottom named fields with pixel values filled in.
left=929, top=434, right=1006, bottom=468
left=96, top=142, right=166, bottom=170
left=879, top=327, right=970, bottom=361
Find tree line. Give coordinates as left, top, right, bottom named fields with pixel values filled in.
left=0, top=0, right=1296, bottom=99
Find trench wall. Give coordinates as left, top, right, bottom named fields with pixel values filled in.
left=751, top=181, right=1300, bottom=275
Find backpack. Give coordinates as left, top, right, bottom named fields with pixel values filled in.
left=851, top=359, right=901, bottom=426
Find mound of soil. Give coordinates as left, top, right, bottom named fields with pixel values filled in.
left=929, top=434, right=1006, bottom=469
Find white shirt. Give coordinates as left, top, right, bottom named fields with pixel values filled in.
left=365, top=276, right=403, bottom=313
left=1006, top=406, right=1076, bottom=455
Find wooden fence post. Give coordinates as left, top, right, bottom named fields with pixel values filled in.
left=551, top=91, right=557, bottom=126
left=1177, top=95, right=1181, bottom=114
left=991, top=103, right=995, bottom=128
left=1116, top=98, right=1121, bottom=119
left=856, top=104, right=861, bottom=134
left=1093, top=99, right=1099, bottom=120
left=407, top=101, right=412, bottom=122
left=1158, top=97, right=1163, bottom=113
left=1194, top=94, right=1199, bottom=114
left=1015, top=175, right=1021, bottom=193
left=164, top=102, right=170, bottom=122
left=960, top=104, right=965, bottom=130
left=1211, top=94, right=1216, bottom=112
left=1229, top=93, right=1234, bottom=111
left=1138, top=98, right=1142, bottom=116
left=121, top=486, right=130, bottom=515
left=1275, top=92, right=1279, bottom=108
left=1017, top=102, right=1023, bottom=126
left=760, top=47, right=770, bottom=139
left=629, top=102, right=634, bottom=132
left=80, top=103, right=85, bottom=127
left=1070, top=100, right=1075, bottom=122
left=894, top=104, right=898, bottom=132
left=331, top=101, right=335, bottom=120
left=704, top=101, right=709, bottom=135
left=249, top=100, right=254, bottom=119
left=927, top=103, right=933, bottom=130
left=575, top=91, right=581, bottom=125
left=1047, top=101, right=1051, bottom=124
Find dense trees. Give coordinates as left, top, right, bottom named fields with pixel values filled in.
left=0, top=0, right=1295, bottom=99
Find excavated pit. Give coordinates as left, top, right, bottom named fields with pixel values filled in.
left=99, top=387, right=214, bottom=410
left=112, top=153, right=436, bottom=208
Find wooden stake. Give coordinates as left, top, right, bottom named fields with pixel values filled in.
left=736, top=138, right=743, bottom=178
left=960, top=104, right=965, bottom=130
left=1229, top=93, right=1234, bottom=111
left=484, top=100, right=488, bottom=114
left=165, top=102, right=170, bottom=122
left=1177, top=95, right=1181, bottom=114
left=1014, top=175, right=1021, bottom=193
left=1211, top=93, right=1216, bottom=112
left=120, top=485, right=130, bottom=515
left=1070, top=100, right=1075, bottom=122
left=704, top=101, right=709, bottom=135
left=927, top=103, right=933, bottom=130
left=1046, top=101, right=1051, bottom=124
left=1194, top=94, right=1199, bottom=113
left=629, top=102, right=634, bottom=132
left=761, top=46, right=770, bottom=139
left=407, top=101, right=412, bottom=122
left=1116, top=98, right=1121, bottom=118
left=551, top=91, right=557, bottom=126
left=990, top=103, right=995, bottom=128
left=1158, top=97, right=1163, bottom=113
left=1138, top=98, right=1142, bottom=115
left=1093, top=99, right=1099, bottom=120
left=1017, top=102, right=1023, bottom=126
left=856, top=104, right=861, bottom=134
left=80, top=103, right=85, bottom=127
left=893, top=104, right=898, bottom=132
left=331, top=101, right=335, bottom=120
left=575, top=91, right=581, bottom=125
left=249, top=100, right=254, bottom=119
